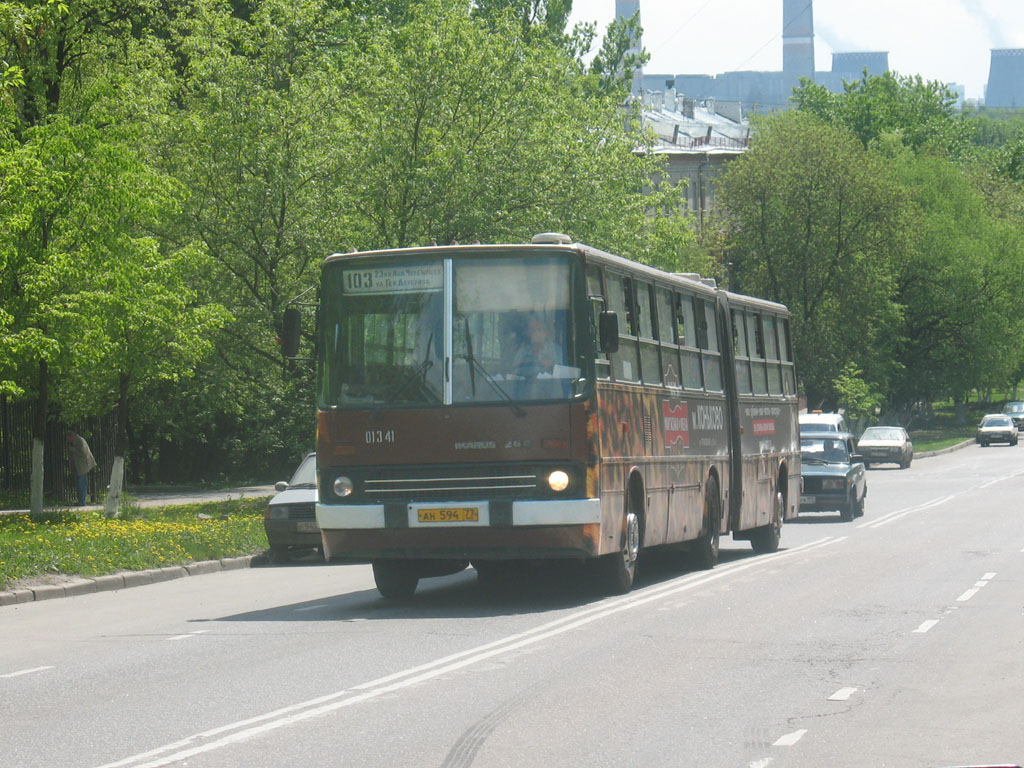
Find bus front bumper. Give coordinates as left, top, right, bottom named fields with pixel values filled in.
left=317, top=498, right=602, bottom=561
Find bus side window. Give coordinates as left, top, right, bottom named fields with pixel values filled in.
left=677, top=293, right=703, bottom=390
left=637, top=280, right=661, bottom=386
left=587, top=265, right=611, bottom=380
left=763, top=314, right=783, bottom=395
left=779, top=317, right=796, bottom=396
left=747, top=312, right=768, bottom=395
left=606, top=272, right=640, bottom=383
left=700, top=299, right=723, bottom=392
left=656, top=287, right=681, bottom=389
left=732, top=309, right=752, bottom=395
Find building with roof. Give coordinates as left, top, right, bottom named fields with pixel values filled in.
left=639, top=87, right=749, bottom=221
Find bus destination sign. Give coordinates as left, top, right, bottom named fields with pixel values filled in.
left=342, top=264, right=443, bottom=295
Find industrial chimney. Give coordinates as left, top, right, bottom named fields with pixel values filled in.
left=986, top=49, right=1024, bottom=108
left=615, top=0, right=643, bottom=96
left=783, top=0, right=815, bottom=96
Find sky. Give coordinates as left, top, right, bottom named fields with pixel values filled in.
left=567, top=0, right=1024, bottom=101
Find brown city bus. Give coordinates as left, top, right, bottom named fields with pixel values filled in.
left=297, top=233, right=800, bottom=598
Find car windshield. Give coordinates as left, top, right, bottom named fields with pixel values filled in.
left=800, top=437, right=849, bottom=462
left=1003, top=402, right=1024, bottom=414
left=861, top=427, right=904, bottom=441
left=982, top=416, right=1012, bottom=427
left=318, top=253, right=580, bottom=408
left=289, top=454, right=317, bottom=486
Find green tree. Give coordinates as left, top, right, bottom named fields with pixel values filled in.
left=884, top=142, right=1024, bottom=414
left=793, top=71, right=971, bottom=156
left=716, top=111, right=907, bottom=409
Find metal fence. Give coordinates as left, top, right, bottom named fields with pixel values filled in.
left=0, top=395, right=118, bottom=505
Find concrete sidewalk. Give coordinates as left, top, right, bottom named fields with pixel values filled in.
left=1, top=484, right=275, bottom=516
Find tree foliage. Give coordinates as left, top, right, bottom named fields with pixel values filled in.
left=717, top=111, right=906, bottom=409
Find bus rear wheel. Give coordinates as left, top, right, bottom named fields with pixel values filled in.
left=372, top=560, right=419, bottom=599
left=692, top=476, right=721, bottom=570
left=598, top=503, right=641, bottom=595
left=750, top=490, right=783, bottom=554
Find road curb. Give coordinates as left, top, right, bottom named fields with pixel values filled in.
left=0, top=555, right=255, bottom=607
left=914, top=438, right=975, bottom=459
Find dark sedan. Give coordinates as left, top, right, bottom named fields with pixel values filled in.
left=1002, top=401, right=1024, bottom=430
left=799, top=431, right=866, bottom=522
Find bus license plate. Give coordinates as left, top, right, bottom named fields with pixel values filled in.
left=417, top=507, right=479, bottom=523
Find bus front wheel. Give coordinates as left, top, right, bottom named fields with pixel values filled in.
left=372, top=560, right=419, bottom=599
left=598, top=503, right=641, bottom=595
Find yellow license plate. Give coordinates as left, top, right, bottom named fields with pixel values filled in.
left=417, top=507, right=479, bottom=523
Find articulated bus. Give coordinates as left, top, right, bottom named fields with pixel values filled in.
left=296, top=233, right=800, bottom=598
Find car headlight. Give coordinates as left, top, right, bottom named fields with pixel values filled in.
left=821, top=478, right=845, bottom=490
left=267, top=506, right=289, bottom=520
left=333, top=476, right=354, bottom=497
left=547, top=470, right=570, bottom=492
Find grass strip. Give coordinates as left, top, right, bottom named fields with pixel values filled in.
left=1, top=498, right=268, bottom=590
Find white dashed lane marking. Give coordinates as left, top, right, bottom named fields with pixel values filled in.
left=913, top=620, right=939, bottom=633
left=828, top=687, right=858, bottom=701
left=773, top=729, right=808, bottom=747
left=166, top=630, right=210, bottom=642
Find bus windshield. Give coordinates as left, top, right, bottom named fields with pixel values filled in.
left=319, top=253, right=580, bottom=408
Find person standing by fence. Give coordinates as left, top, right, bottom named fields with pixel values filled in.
left=66, top=431, right=96, bottom=506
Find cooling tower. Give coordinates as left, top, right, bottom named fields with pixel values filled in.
left=986, top=49, right=1024, bottom=108
left=783, top=0, right=815, bottom=93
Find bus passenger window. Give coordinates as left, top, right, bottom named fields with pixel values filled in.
left=764, top=314, right=783, bottom=395
left=677, top=293, right=703, bottom=390
left=637, top=280, right=661, bottom=386
left=747, top=313, right=768, bottom=396
left=779, top=317, right=796, bottom=396
left=701, top=300, right=723, bottom=392
left=656, top=287, right=681, bottom=389
left=587, top=265, right=611, bottom=380
left=732, top=309, right=752, bottom=396
left=607, top=272, right=640, bottom=382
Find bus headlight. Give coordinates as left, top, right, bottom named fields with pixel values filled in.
left=333, top=476, right=354, bottom=497
left=547, top=470, right=570, bottom=492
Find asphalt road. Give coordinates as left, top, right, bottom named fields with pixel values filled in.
left=2, top=445, right=1022, bottom=768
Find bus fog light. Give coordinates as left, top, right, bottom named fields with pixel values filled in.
left=333, top=476, right=354, bottom=497
left=547, top=470, right=570, bottom=492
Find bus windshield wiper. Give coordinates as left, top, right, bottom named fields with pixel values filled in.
left=380, top=358, right=438, bottom=406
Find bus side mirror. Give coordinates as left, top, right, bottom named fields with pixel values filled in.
left=280, top=307, right=301, bottom=358
left=599, top=311, right=619, bottom=353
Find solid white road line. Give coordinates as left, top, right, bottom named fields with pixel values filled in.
left=773, top=729, right=808, bottom=747
left=858, top=495, right=953, bottom=529
left=95, top=537, right=845, bottom=768
left=1, top=665, right=54, bottom=679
